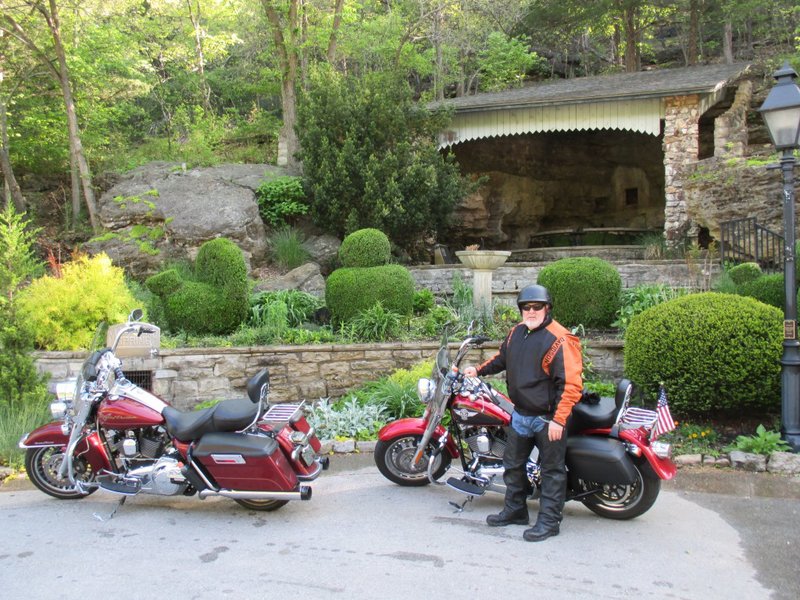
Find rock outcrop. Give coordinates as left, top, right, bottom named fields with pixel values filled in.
left=85, top=162, right=277, bottom=278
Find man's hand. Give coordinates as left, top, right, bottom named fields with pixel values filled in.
left=463, top=366, right=478, bottom=378
left=548, top=421, right=564, bottom=441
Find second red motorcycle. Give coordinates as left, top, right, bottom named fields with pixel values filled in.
left=374, top=331, right=676, bottom=519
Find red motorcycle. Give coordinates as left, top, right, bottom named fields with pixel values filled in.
left=374, top=331, right=676, bottom=519
left=19, top=310, right=328, bottom=513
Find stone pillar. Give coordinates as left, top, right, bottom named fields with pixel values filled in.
left=663, top=94, right=701, bottom=246
left=714, top=81, right=752, bottom=159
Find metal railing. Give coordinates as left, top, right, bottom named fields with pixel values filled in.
left=719, top=217, right=784, bottom=273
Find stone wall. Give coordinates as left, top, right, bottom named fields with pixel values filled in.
left=34, top=337, right=624, bottom=410
left=409, top=259, right=720, bottom=304
left=663, top=94, right=701, bottom=244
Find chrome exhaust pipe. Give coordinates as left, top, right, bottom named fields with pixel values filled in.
left=198, top=485, right=312, bottom=502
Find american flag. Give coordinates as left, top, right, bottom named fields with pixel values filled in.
left=653, top=385, right=676, bottom=439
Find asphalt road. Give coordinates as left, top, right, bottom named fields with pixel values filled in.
left=1, top=455, right=798, bottom=600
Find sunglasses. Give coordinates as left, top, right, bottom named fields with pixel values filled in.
left=520, top=302, right=547, bottom=312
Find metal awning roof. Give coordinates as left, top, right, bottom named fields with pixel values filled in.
left=434, top=63, right=752, bottom=147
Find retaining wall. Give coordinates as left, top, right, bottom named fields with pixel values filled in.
left=34, top=337, right=624, bottom=410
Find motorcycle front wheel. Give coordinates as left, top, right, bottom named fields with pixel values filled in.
left=25, top=446, right=97, bottom=500
left=577, top=460, right=660, bottom=520
left=234, top=499, right=289, bottom=511
left=374, top=434, right=451, bottom=486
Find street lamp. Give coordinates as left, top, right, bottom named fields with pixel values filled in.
left=759, top=61, right=800, bottom=452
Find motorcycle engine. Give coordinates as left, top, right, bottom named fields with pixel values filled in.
left=464, top=427, right=507, bottom=459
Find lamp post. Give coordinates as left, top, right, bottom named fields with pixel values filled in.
left=759, top=62, right=800, bottom=452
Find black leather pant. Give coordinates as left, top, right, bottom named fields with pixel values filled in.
left=502, top=424, right=567, bottom=529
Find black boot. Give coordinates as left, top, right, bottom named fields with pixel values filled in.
left=486, top=508, right=529, bottom=527
left=522, top=522, right=560, bottom=542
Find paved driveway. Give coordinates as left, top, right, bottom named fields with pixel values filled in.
left=1, top=456, right=797, bottom=600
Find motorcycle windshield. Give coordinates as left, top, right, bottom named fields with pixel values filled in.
left=70, top=322, right=109, bottom=419
left=433, top=329, right=451, bottom=380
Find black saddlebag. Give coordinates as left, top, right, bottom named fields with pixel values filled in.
left=566, top=436, right=637, bottom=485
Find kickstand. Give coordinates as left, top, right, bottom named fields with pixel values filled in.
left=449, top=495, right=474, bottom=513
left=93, top=496, right=126, bottom=522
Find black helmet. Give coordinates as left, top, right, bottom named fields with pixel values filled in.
left=517, top=284, right=552, bottom=308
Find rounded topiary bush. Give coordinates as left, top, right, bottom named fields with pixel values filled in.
left=196, top=237, right=248, bottom=289
left=339, top=228, right=391, bottom=268
left=727, top=262, right=762, bottom=287
left=326, top=265, right=414, bottom=323
left=145, top=238, right=249, bottom=335
left=738, top=273, right=788, bottom=309
left=537, top=257, right=621, bottom=328
left=624, top=292, right=782, bottom=416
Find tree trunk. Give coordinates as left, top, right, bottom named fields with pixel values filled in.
left=723, top=21, right=734, bottom=64
left=623, top=4, right=639, bottom=72
left=686, top=0, right=699, bottom=66
left=0, top=95, right=26, bottom=212
left=45, top=0, right=98, bottom=231
left=326, top=0, right=345, bottom=63
left=185, top=0, right=211, bottom=112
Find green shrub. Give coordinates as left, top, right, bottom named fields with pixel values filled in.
left=195, top=238, right=248, bottom=291
left=624, top=293, right=782, bottom=416
left=725, top=424, right=791, bottom=454
left=338, top=228, right=391, bottom=268
left=727, top=262, right=762, bottom=286
left=347, top=303, right=404, bottom=341
left=413, top=289, right=435, bottom=315
left=325, top=264, right=414, bottom=324
left=306, top=396, right=387, bottom=440
left=16, top=253, right=138, bottom=350
left=738, top=273, right=786, bottom=309
left=613, top=284, right=688, bottom=331
left=255, top=176, right=308, bottom=227
left=249, top=290, right=322, bottom=328
left=146, top=238, right=248, bottom=335
left=537, top=257, right=621, bottom=328
left=268, top=226, right=311, bottom=271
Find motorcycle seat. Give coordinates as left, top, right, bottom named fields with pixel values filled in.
left=163, top=399, right=259, bottom=442
left=568, top=396, right=618, bottom=432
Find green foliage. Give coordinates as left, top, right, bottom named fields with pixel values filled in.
left=267, top=226, right=311, bottom=271
left=727, top=262, right=762, bottom=286
left=537, top=258, right=622, bottom=328
left=297, top=66, right=466, bottom=255
left=613, top=284, right=688, bottom=331
left=256, top=176, right=309, bottom=227
left=145, top=238, right=248, bottom=335
left=346, top=303, right=405, bottom=342
left=16, top=254, right=138, bottom=350
left=0, top=394, right=51, bottom=468
left=624, top=293, right=783, bottom=416
left=0, top=205, right=44, bottom=302
left=339, top=228, right=392, bottom=268
left=249, top=290, right=322, bottom=328
left=737, top=273, right=786, bottom=309
left=661, top=422, right=722, bottom=457
left=725, top=424, right=791, bottom=455
left=325, top=265, right=415, bottom=324
left=478, top=33, right=545, bottom=92
left=306, top=397, right=387, bottom=441
left=413, top=289, right=436, bottom=315
left=353, top=361, right=433, bottom=421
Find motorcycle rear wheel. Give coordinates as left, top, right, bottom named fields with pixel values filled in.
left=25, top=446, right=97, bottom=500
left=578, top=460, right=660, bottom=520
left=374, top=434, right=451, bottom=486
left=233, top=499, right=289, bottom=511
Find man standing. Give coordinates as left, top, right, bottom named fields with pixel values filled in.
left=463, top=284, right=583, bottom=542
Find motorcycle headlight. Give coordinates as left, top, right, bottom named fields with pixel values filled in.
left=48, top=379, right=76, bottom=402
left=416, top=378, right=435, bottom=403
left=49, top=401, right=68, bottom=420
